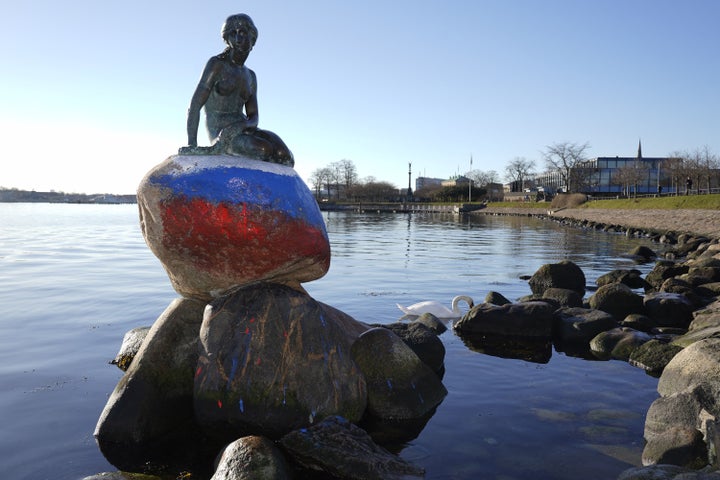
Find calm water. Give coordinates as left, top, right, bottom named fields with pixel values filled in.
left=0, top=203, right=661, bottom=480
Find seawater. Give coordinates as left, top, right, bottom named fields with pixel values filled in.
left=0, top=203, right=660, bottom=480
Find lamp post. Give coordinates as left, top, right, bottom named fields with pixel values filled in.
left=407, top=162, right=413, bottom=201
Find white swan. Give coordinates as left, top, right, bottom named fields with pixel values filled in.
left=397, top=295, right=475, bottom=319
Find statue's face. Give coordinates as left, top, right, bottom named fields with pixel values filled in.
left=224, top=22, right=255, bottom=54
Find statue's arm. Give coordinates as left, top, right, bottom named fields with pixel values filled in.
left=186, top=59, right=218, bottom=146
left=243, top=70, right=259, bottom=131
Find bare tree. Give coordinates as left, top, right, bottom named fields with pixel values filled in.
left=467, top=169, right=499, bottom=187
left=613, top=161, right=648, bottom=197
left=331, top=159, right=359, bottom=198
left=543, top=141, right=590, bottom=192
left=504, top=157, right=536, bottom=192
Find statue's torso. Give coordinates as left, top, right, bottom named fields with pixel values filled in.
left=204, top=58, right=256, bottom=139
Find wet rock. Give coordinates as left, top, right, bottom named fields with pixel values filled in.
left=459, top=333, right=552, bottom=363
left=629, top=339, right=683, bottom=376
left=82, top=473, right=162, bottom=480
left=95, top=298, right=206, bottom=471
left=588, top=283, right=645, bottom=320
left=642, top=426, right=707, bottom=469
left=647, top=261, right=690, bottom=290
left=211, top=436, right=291, bottom=480
left=645, top=384, right=715, bottom=450
left=689, top=300, right=720, bottom=331
left=542, top=287, right=584, bottom=307
left=351, top=327, right=447, bottom=420
left=590, top=327, right=652, bottom=361
left=616, top=464, right=701, bottom=480
left=553, top=307, right=617, bottom=345
left=528, top=260, right=586, bottom=296
left=621, top=313, right=657, bottom=333
left=413, top=312, right=447, bottom=334
left=279, top=416, right=424, bottom=479
left=697, top=282, right=720, bottom=299
left=658, top=339, right=720, bottom=397
left=137, top=154, right=330, bottom=300
left=644, top=292, right=695, bottom=329
left=375, top=321, right=446, bottom=375
left=629, top=245, right=658, bottom=262
left=597, top=269, right=651, bottom=290
left=454, top=301, right=555, bottom=338
left=195, top=283, right=368, bottom=439
left=485, top=291, right=512, bottom=306
left=111, top=326, right=151, bottom=371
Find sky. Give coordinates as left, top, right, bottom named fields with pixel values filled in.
left=1, top=0, right=718, bottom=194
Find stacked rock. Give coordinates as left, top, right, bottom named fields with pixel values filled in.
left=94, top=153, right=446, bottom=478
left=137, top=154, right=331, bottom=300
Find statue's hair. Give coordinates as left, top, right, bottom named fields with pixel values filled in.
left=221, top=14, right=258, bottom=45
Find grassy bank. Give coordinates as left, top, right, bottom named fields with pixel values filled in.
left=489, top=194, right=720, bottom=211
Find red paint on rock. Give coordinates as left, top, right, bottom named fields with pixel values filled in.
left=159, top=197, right=330, bottom=280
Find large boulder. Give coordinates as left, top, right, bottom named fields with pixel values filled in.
left=588, top=283, right=645, bottom=320
left=95, top=298, right=207, bottom=471
left=454, top=301, right=556, bottom=338
left=590, top=327, right=653, bottom=361
left=211, top=436, right=292, bottom=480
left=374, top=321, right=446, bottom=375
left=528, top=260, right=586, bottom=296
left=137, top=154, right=330, bottom=300
left=279, top=416, right=424, bottom=479
left=658, top=338, right=720, bottom=397
left=195, top=283, right=369, bottom=440
left=351, top=328, right=447, bottom=420
left=642, top=385, right=714, bottom=469
left=553, top=307, right=618, bottom=346
left=643, top=292, right=695, bottom=329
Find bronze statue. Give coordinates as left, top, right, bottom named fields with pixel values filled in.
left=179, top=14, right=294, bottom=167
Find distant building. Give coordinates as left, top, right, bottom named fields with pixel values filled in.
left=415, top=177, right=443, bottom=191
left=441, top=175, right=471, bottom=187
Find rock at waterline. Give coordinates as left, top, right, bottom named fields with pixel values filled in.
left=589, top=327, right=652, bottom=361
left=194, top=283, right=369, bottom=440
left=279, top=416, right=425, bottom=480
left=351, top=327, right=447, bottom=420
left=211, top=436, right=292, bottom=480
left=588, top=283, right=645, bottom=320
left=111, top=326, right=150, bottom=371
left=528, top=260, right=586, bottom=296
left=453, top=301, right=555, bottom=338
left=137, top=154, right=330, bottom=301
left=95, top=297, right=206, bottom=471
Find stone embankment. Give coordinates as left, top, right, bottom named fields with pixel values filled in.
left=478, top=206, right=720, bottom=239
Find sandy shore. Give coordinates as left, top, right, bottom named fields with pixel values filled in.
left=479, top=207, right=720, bottom=239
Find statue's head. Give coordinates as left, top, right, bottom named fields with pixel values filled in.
left=221, top=14, right=258, bottom=47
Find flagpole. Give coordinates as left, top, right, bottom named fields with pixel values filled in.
left=468, top=154, right=473, bottom=203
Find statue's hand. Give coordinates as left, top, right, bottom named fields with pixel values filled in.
left=178, top=145, right=198, bottom=155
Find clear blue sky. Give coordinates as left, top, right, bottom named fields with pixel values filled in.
left=1, top=1, right=718, bottom=194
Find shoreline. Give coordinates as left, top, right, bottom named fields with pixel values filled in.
left=476, top=206, right=720, bottom=239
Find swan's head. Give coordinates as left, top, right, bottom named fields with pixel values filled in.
left=451, top=295, right=474, bottom=314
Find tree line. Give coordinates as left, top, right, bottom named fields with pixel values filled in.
left=309, top=142, right=719, bottom=202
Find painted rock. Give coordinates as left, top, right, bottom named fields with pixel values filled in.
left=137, top=154, right=330, bottom=300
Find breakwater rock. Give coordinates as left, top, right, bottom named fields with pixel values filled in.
left=451, top=231, right=720, bottom=478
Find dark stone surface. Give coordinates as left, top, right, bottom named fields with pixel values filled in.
left=454, top=301, right=555, bottom=337
left=95, top=298, right=207, bottom=471
left=211, top=436, right=292, bottom=480
left=628, top=339, right=683, bottom=376
left=528, top=260, right=586, bottom=296
left=553, top=307, right=618, bottom=345
left=374, top=321, right=446, bottom=375
left=195, top=283, right=369, bottom=440
left=351, top=328, right=447, bottom=420
left=279, top=416, right=424, bottom=480
left=588, top=283, right=645, bottom=320
left=644, top=292, right=695, bottom=328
